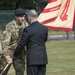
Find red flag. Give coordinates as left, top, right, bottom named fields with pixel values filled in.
left=37, top=0, right=75, bottom=31
left=50, top=0, right=57, bottom=2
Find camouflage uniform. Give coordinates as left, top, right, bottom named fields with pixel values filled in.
left=0, top=39, right=2, bottom=52
left=0, top=37, right=8, bottom=74
left=0, top=39, right=3, bottom=71
left=1, top=19, right=28, bottom=75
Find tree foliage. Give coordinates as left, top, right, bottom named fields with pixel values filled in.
left=0, top=0, right=49, bottom=10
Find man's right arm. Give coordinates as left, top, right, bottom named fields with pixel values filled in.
left=1, top=26, right=12, bottom=64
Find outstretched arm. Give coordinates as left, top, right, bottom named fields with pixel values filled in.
left=13, top=28, right=29, bottom=58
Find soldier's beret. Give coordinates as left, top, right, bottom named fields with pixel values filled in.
left=15, top=8, right=25, bottom=16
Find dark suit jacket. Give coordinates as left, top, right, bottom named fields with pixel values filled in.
left=14, top=21, right=48, bottom=65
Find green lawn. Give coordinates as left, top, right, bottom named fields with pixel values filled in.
left=7, top=40, right=75, bottom=75
left=46, top=40, right=75, bottom=75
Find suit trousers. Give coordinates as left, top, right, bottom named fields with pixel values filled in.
left=27, top=65, right=46, bottom=75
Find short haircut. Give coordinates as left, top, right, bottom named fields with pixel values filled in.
left=28, top=9, right=38, bottom=18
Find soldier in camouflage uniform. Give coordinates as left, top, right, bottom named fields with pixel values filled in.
left=0, top=8, right=28, bottom=75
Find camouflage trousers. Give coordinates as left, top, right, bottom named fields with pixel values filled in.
left=13, top=56, right=26, bottom=75
left=13, top=49, right=26, bottom=75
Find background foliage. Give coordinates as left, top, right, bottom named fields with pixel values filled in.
left=0, top=0, right=49, bottom=10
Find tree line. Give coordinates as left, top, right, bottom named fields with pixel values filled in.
left=0, top=0, right=49, bottom=11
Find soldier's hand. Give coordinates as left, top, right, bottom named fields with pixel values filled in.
left=0, top=52, right=2, bottom=54
left=6, top=57, right=13, bottom=64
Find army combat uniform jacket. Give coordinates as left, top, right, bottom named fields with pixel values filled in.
left=1, top=19, right=28, bottom=59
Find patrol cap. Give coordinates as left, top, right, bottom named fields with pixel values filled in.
left=15, top=8, right=25, bottom=16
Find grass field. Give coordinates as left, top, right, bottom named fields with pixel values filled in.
left=7, top=40, right=75, bottom=75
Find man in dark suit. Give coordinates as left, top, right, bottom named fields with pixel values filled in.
left=13, top=9, right=48, bottom=75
